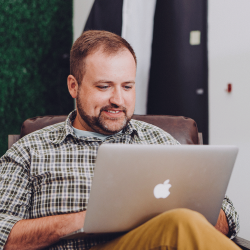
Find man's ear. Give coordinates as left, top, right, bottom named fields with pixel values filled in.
left=67, top=75, right=78, bottom=99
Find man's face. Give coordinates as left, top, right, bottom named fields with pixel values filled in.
left=74, top=49, right=136, bottom=135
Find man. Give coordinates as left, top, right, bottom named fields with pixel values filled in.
left=0, top=30, right=240, bottom=250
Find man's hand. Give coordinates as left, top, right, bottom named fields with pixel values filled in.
left=215, top=209, right=229, bottom=236
left=4, top=211, right=86, bottom=250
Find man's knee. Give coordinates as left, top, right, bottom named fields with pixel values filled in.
left=159, top=208, right=204, bottom=224
left=153, top=208, right=208, bottom=234
left=135, top=209, right=207, bottom=249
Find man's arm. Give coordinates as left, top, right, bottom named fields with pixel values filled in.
left=215, top=209, right=229, bottom=235
left=4, top=211, right=86, bottom=250
left=215, top=196, right=240, bottom=239
left=221, top=195, right=240, bottom=239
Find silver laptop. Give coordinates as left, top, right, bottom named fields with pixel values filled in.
left=63, top=144, right=238, bottom=239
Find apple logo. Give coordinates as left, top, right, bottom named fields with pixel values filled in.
left=153, top=179, right=171, bottom=199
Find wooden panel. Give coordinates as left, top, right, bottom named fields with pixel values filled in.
left=233, top=236, right=250, bottom=250
left=198, top=133, right=203, bottom=145
left=8, top=135, right=20, bottom=149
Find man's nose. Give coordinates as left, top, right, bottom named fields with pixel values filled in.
left=109, top=87, right=124, bottom=106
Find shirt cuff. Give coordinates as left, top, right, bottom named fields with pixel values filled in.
left=0, top=214, right=22, bottom=249
left=221, top=195, right=240, bottom=239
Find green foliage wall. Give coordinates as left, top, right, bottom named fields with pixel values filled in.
left=0, top=1, right=73, bottom=156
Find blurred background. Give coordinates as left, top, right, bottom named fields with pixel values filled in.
left=1, top=0, right=250, bottom=241
left=0, top=1, right=74, bottom=156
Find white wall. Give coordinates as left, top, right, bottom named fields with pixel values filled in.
left=208, top=0, right=250, bottom=240
left=73, top=0, right=94, bottom=42
left=121, top=0, right=157, bottom=114
left=73, top=0, right=94, bottom=108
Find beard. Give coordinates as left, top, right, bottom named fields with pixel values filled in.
left=76, top=95, right=133, bottom=135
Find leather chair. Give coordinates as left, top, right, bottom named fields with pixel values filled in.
left=7, top=114, right=250, bottom=249
left=8, top=114, right=202, bottom=148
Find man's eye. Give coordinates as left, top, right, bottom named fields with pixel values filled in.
left=124, top=85, right=132, bottom=90
left=97, top=85, right=109, bottom=90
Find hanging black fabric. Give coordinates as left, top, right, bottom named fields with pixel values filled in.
left=83, top=0, right=208, bottom=144
left=84, top=0, right=123, bottom=36
left=147, top=0, right=208, bottom=143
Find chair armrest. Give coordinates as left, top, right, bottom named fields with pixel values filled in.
left=233, top=236, right=250, bottom=250
left=198, top=133, right=203, bottom=145
left=132, top=114, right=199, bottom=144
left=8, top=135, right=21, bottom=149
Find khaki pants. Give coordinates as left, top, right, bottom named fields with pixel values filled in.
left=90, top=208, right=240, bottom=250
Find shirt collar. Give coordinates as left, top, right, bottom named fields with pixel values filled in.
left=64, top=110, right=77, bottom=137
left=51, top=110, right=140, bottom=144
left=122, top=119, right=138, bottom=136
left=50, top=110, right=77, bottom=144
left=124, top=119, right=143, bottom=140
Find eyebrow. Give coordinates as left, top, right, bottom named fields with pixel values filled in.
left=94, top=80, right=135, bottom=84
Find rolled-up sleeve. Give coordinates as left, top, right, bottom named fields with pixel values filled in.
left=0, top=214, right=23, bottom=248
left=222, top=195, right=240, bottom=239
left=0, top=145, right=31, bottom=249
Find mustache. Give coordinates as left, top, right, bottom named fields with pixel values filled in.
left=100, top=104, right=127, bottom=113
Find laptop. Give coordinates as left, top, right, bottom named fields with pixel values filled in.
left=62, top=144, right=238, bottom=239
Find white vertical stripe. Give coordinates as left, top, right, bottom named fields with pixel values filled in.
left=121, top=0, right=157, bottom=114
left=73, top=0, right=94, bottom=108
left=73, top=0, right=94, bottom=42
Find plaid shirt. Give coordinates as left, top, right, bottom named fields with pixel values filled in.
left=0, top=111, right=239, bottom=249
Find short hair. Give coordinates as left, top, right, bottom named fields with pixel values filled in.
left=70, top=30, right=137, bottom=85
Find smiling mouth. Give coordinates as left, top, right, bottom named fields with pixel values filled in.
left=100, top=105, right=127, bottom=116
left=107, top=110, right=121, bottom=114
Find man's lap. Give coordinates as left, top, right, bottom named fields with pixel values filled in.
left=90, top=209, right=240, bottom=250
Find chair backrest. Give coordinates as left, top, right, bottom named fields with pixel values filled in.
left=8, top=114, right=202, bottom=149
